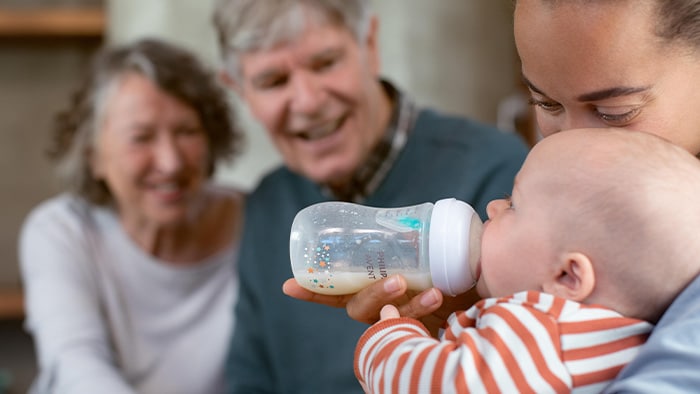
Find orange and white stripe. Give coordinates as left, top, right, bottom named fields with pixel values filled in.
left=355, top=291, right=652, bottom=394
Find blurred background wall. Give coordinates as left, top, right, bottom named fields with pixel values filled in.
left=0, top=2, right=104, bottom=390
left=0, top=1, right=520, bottom=392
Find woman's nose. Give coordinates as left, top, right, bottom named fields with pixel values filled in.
left=154, top=135, right=184, bottom=174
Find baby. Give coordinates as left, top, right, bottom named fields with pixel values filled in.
left=355, top=128, right=700, bottom=393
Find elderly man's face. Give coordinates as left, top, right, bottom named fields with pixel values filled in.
left=234, top=18, right=386, bottom=186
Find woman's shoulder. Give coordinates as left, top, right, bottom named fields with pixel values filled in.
left=19, top=193, right=104, bottom=263
left=23, top=193, right=96, bottom=229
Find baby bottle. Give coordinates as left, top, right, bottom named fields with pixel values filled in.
left=289, top=198, right=483, bottom=296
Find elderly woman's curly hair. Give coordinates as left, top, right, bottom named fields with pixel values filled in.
left=49, top=38, right=244, bottom=205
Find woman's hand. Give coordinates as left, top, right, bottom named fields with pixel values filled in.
left=282, top=274, right=479, bottom=337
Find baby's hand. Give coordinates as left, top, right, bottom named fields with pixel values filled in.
left=379, top=304, right=401, bottom=321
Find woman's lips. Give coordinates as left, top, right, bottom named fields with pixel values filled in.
left=149, top=181, right=186, bottom=204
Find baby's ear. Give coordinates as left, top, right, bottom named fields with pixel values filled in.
left=542, top=252, right=595, bottom=302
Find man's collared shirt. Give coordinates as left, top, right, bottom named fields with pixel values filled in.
left=323, top=80, right=417, bottom=203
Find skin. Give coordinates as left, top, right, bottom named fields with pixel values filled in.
left=285, top=0, right=700, bottom=331
left=226, top=17, right=392, bottom=192
left=382, top=130, right=599, bottom=320
left=91, top=73, right=236, bottom=262
left=477, top=183, right=561, bottom=299
left=379, top=127, right=700, bottom=326
left=516, top=0, right=700, bottom=155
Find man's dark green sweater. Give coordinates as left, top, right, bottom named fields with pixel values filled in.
left=227, top=108, right=529, bottom=393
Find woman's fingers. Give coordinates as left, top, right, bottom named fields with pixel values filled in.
left=282, top=278, right=354, bottom=308
left=345, top=275, right=410, bottom=324
left=394, top=288, right=443, bottom=319
left=283, top=275, right=477, bottom=335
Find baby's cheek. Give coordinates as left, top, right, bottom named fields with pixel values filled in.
left=475, top=277, right=490, bottom=299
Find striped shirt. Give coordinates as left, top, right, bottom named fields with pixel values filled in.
left=355, top=291, right=652, bottom=394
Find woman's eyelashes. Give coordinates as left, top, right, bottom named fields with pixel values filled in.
left=596, top=107, right=641, bottom=126
left=528, top=97, right=562, bottom=114
left=529, top=93, right=643, bottom=126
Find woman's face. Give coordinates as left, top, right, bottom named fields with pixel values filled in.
left=91, top=72, right=210, bottom=227
left=515, top=0, right=700, bottom=155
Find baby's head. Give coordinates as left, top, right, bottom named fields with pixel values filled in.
left=477, top=128, right=700, bottom=322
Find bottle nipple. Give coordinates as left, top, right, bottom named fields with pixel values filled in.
left=428, top=198, right=483, bottom=296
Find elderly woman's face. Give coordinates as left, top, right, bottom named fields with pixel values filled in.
left=90, top=72, right=210, bottom=226
left=515, top=0, right=700, bottom=156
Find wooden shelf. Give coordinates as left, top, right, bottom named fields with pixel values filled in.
left=0, top=288, right=24, bottom=320
left=0, top=7, right=105, bottom=37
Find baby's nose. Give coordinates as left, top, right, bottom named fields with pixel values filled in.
left=486, top=199, right=506, bottom=219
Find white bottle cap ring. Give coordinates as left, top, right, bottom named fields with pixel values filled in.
left=428, top=198, right=482, bottom=296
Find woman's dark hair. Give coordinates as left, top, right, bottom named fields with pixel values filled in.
left=655, top=0, right=700, bottom=50
left=49, top=38, right=243, bottom=205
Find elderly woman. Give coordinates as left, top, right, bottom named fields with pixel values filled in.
left=19, top=38, right=244, bottom=394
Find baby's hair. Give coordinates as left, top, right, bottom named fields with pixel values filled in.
left=545, top=129, right=700, bottom=322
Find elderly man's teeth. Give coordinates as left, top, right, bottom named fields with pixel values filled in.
left=304, top=118, right=342, bottom=140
